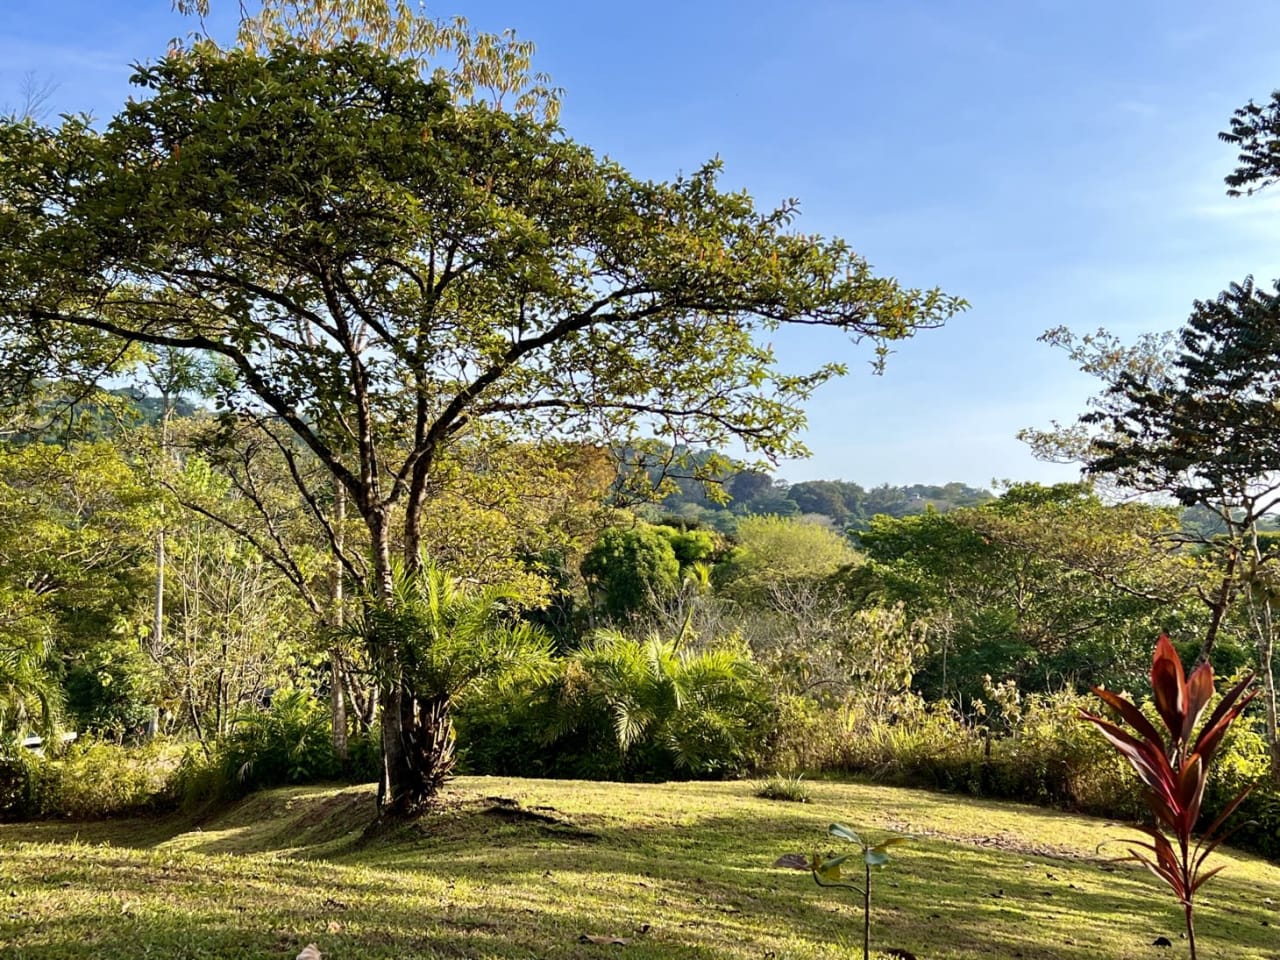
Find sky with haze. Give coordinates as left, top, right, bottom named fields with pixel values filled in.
left=4, top=1, right=1280, bottom=489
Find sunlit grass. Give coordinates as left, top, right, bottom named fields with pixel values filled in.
left=2, top=777, right=1278, bottom=959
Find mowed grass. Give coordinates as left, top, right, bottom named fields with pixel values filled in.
left=2, top=777, right=1278, bottom=959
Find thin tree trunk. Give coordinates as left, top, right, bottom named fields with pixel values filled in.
left=329, top=482, right=348, bottom=763
left=1198, top=547, right=1238, bottom=665
left=216, top=639, right=227, bottom=737
left=154, top=529, right=165, bottom=659
left=1263, top=633, right=1280, bottom=789
left=188, top=697, right=210, bottom=760
left=341, top=659, right=375, bottom=732
left=148, top=385, right=174, bottom=739
left=1254, top=596, right=1280, bottom=788
left=1242, top=523, right=1280, bottom=788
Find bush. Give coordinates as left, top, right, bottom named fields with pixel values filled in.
left=1, top=737, right=179, bottom=820
left=0, top=741, right=45, bottom=820
left=770, top=692, right=982, bottom=787
left=1227, top=787, right=1280, bottom=861
left=755, top=773, right=811, bottom=802
left=63, top=639, right=159, bottom=739
left=176, top=690, right=340, bottom=809
left=767, top=681, right=1280, bottom=862
left=345, top=726, right=383, bottom=784
left=457, top=632, right=776, bottom=781
left=770, top=687, right=1139, bottom=811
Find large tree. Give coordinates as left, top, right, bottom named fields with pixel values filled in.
left=1014, top=93, right=1280, bottom=785
left=850, top=483, right=1203, bottom=697
left=0, top=43, right=962, bottom=814
left=1030, top=285, right=1280, bottom=784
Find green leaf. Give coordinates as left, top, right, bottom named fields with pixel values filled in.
left=870, top=836, right=911, bottom=852
left=864, top=850, right=890, bottom=866
left=816, top=853, right=851, bottom=880
left=828, top=823, right=862, bottom=845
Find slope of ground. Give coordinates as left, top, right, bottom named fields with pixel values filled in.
left=2, top=777, right=1277, bottom=959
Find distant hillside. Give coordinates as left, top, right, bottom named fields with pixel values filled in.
left=631, top=449, right=993, bottom=532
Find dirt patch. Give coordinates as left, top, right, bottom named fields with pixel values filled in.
left=481, top=799, right=601, bottom=840
left=884, top=822, right=1099, bottom=863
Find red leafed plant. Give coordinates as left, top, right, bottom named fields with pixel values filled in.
left=1081, top=635, right=1257, bottom=960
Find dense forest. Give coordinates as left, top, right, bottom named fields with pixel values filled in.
left=1, top=379, right=1278, bottom=861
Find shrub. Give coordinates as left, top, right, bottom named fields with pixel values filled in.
left=981, top=684, right=1141, bottom=816
left=1227, top=787, right=1280, bottom=861
left=454, top=685, right=570, bottom=778
left=770, top=692, right=983, bottom=788
left=1, top=737, right=179, bottom=820
left=222, top=690, right=340, bottom=788
left=0, top=740, right=45, bottom=820
left=550, top=630, right=773, bottom=778
left=176, top=690, right=340, bottom=809
left=770, top=688, right=1152, bottom=818
left=457, top=631, right=775, bottom=781
left=345, top=726, right=383, bottom=784
left=63, top=639, right=159, bottom=739
left=755, top=773, right=811, bottom=803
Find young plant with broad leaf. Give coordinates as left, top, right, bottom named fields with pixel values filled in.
left=775, top=823, right=911, bottom=960
left=1080, top=635, right=1257, bottom=959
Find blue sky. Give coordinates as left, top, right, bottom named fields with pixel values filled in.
left=5, top=1, right=1280, bottom=489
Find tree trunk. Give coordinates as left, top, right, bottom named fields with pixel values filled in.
left=386, top=691, right=455, bottom=812
left=329, top=483, right=348, bottom=763
left=1242, top=527, right=1280, bottom=788
left=369, top=510, right=406, bottom=814
left=148, top=382, right=176, bottom=739
left=1258, top=608, right=1280, bottom=789
left=330, top=650, right=348, bottom=763
left=1198, top=547, right=1238, bottom=665
left=368, top=501, right=456, bottom=817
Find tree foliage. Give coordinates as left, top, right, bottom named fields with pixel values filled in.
left=581, top=525, right=682, bottom=623
left=0, top=439, right=155, bottom=739
left=1221, top=90, right=1280, bottom=197
left=0, top=41, right=960, bottom=812
left=850, top=484, right=1202, bottom=696
left=714, top=515, right=859, bottom=608
left=174, top=0, right=561, bottom=122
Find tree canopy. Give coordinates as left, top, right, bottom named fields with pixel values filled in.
left=0, top=42, right=962, bottom=813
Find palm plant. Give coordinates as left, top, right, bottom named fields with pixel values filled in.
left=357, top=562, right=554, bottom=799
left=222, top=690, right=338, bottom=791
left=551, top=628, right=769, bottom=776
left=0, top=604, right=61, bottom=741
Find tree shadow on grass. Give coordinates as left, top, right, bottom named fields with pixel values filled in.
left=4, top=784, right=1278, bottom=960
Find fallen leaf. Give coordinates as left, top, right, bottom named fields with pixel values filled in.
left=326, top=920, right=342, bottom=934
left=579, top=934, right=632, bottom=946
left=772, top=853, right=809, bottom=870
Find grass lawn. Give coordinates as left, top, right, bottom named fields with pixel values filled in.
left=1, top=777, right=1278, bottom=959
